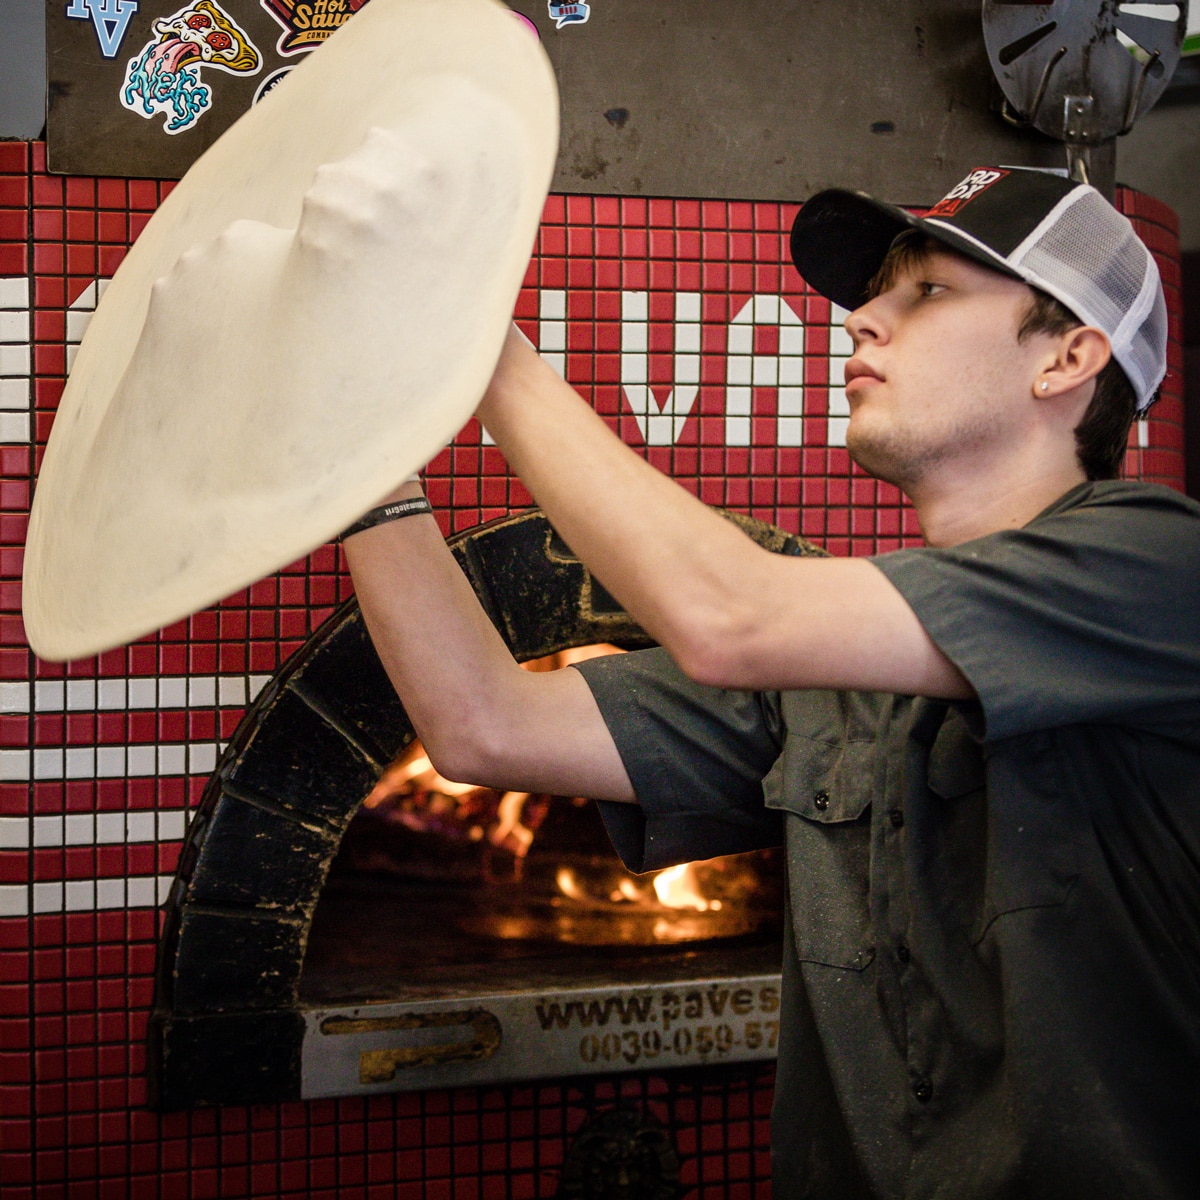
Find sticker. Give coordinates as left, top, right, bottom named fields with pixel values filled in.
left=253, top=66, right=293, bottom=103
left=120, top=1, right=261, bottom=135
left=927, top=168, right=1009, bottom=218
left=260, top=0, right=370, bottom=56
left=548, top=1, right=590, bottom=29
left=65, top=0, right=140, bottom=59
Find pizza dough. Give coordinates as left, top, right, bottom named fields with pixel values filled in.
left=23, top=0, right=558, bottom=661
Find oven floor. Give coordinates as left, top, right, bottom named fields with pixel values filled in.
left=299, top=874, right=784, bottom=1006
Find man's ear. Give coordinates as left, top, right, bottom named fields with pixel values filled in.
left=1033, top=326, right=1111, bottom=400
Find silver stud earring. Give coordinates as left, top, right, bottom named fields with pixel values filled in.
left=1040, top=381, right=1049, bottom=392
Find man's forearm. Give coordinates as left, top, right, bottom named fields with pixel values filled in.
left=343, top=478, right=637, bottom=800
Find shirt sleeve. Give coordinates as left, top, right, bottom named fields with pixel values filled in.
left=572, top=646, right=785, bottom=872
left=870, top=483, right=1200, bottom=742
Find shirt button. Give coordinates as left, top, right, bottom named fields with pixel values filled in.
left=813, top=790, right=829, bottom=811
left=913, top=1077, right=933, bottom=1104
left=896, top=944, right=910, bottom=964
left=888, top=808, right=904, bottom=828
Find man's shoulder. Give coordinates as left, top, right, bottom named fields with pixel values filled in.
left=1042, top=479, right=1200, bottom=523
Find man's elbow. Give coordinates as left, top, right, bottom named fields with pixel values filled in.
left=664, top=610, right=756, bottom=691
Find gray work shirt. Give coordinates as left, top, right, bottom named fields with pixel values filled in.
left=574, top=481, right=1200, bottom=1200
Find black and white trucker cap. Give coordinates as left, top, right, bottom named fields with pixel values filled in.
left=790, top=167, right=1167, bottom=411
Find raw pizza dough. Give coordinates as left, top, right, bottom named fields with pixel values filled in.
left=23, top=0, right=558, bottom=660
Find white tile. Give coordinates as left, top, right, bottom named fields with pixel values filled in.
left=779, top=326, right=805, bottom=356
left=96, top=812, right=127, bottom=843
left=0, top=817, right=29, bottom=849
left=188, top=676, right=216, bottom=707
left=725, top=386, right=751, bottom=417
left=726, top=325, right=753, bottom=355
left=0, top=750, right=31, bottom=781
left=752, top=294, right=780, bottom=324
left=34, top=680, right=65, bottom=712
left=126, top=876, right=156, bottom=907
left=675, top=357, right=700, bottom=385
left=0, top=682, right=29, bottom=712
left=828, top=386, right=850, bottom=417
left=674, top=325, right=700, bottom=353
left=65, top=310, right=93, bottom=343
left=189, top=742, right=218, bottom=775
left=726, top=356, right=752, bottom=386
left=0, top=277, right=29, bottom=308
left=32, top=881, right=63, bottom=913
left=127, top=745, right=156, bottom=776
left=0, top=884, right=27, bottom=917
left=829, top=325, right=854, bottom=357
left=620, top=353, right=647, bottom=384
left=66, top=679, right=97, bottom=711
left=97, top=746, right=126, bottom=777
left=158, top=677, right=187, bottom=708
left=249, top=675, right=272, bottom=700
left=97, top=679, right=127, bottom=710
left=127, top=678, right=156, bottom=708
left=777, top=417, right=804, bottom=447
left=0, top=377, right=27, bottom=408
left=779, top=357, right=805, bottom=386
left=778, top=387, right=805, bottom=417
left=158, top=744, right=186, bottom=775
left=620, top=322, right=647, bottom=352
left=0, top=413, right=29, bottom=442
left=31, top=748, right=61, bottom=780
left=538, top=322, right=565, bottom=352
left=157, top=875, right=173, bottom=903
left=66, top=747, right=96, bottom=779
left=752, top=358, right=778, bottom=387
left=0, top=344, right=30, bottom=376
left=33, top=815, right=64, bottom=847
left=96, top=878, right=126, bottom=909
left=725, top=416, right=751, bottom=446
left=65, top=880, right=96, bottom=911
left=0, top=311, right=29, bottom=342
left=540, top=351, right=565, bottom=376
left=828, top=416, right=850, bottom=447
left=126, top=811, right=155, bottom=842
left=620, top=291, right=647, bottom=322
left=539, top=289, right=566, bottom=320
left=158, top=810, right=187, bottom=840
left=64, top=814, right=96, bottom=845
left=218, top=676, right=246, bottom=707
left=676, top=292, right=701, bottom=322
left=1137, top=419, right=1149, bottom=448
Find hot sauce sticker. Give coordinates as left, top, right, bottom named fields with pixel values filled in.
left=260, top=0, right=371, bottom=56
left=120, top=0, right=261, bottom=134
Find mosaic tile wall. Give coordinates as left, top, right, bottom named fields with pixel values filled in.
left=0, top=138, right=1187, bottom=1198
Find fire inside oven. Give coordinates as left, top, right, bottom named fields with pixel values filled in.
left=316, top=647, right=783, bottom=952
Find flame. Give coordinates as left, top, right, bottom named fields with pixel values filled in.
left=652, top=864, right=722, bottom=912
left=556, top=867, right=587, bottom=901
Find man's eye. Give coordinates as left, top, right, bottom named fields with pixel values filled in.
left=919, top=281, right=947, bottom=297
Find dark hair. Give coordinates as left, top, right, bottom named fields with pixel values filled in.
left=868, top=231, right=1138, bottom=480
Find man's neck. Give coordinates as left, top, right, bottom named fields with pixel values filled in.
left=910, top=461, right=1089, bottom=547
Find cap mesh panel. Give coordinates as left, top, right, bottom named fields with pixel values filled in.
left=1015, top=190, right=1166, bottom=408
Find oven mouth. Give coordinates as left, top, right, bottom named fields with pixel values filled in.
left=148, top=507, right=821, bottom=1109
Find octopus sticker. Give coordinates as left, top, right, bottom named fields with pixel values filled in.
left=121, top=1, right=261, bottom=134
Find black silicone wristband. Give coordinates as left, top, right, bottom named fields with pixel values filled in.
left=339, top=496, right=433, bottom=541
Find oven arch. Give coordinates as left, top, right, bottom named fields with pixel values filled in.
left=148, top=507, right=816, bottom=1108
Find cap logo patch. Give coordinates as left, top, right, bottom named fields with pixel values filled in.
left=927, top=168, right=1008, bottom=218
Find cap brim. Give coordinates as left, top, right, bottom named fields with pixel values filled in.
left=790, top=188, right=1023, bottom=311
left=23, top=0, right=558, bottom=661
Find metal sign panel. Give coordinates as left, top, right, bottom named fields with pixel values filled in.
left=46, top=0, right=1069, bottom=202
left=301, top=974, right=783, bottom=1097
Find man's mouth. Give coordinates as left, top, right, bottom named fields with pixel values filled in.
left=844, top=359, right=884, bottom=392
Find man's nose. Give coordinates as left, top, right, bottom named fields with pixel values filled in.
left=844, top=297, right=885, bottom=347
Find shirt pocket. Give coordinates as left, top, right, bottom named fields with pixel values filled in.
left=966, top=733, right=1081, bottom=945
left=763, top=730, right=877, bottom=970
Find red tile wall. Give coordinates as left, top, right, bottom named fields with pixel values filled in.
left=0, top=139, right=1186, bottom=1197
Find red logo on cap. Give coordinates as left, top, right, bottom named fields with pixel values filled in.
left=927, top=168, right=1009, bottom=218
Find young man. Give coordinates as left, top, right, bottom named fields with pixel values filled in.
left=345, top=168, right=1199, bottom=1198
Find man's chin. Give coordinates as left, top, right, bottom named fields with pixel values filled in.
left=845, top=426, right=914, bottom=490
